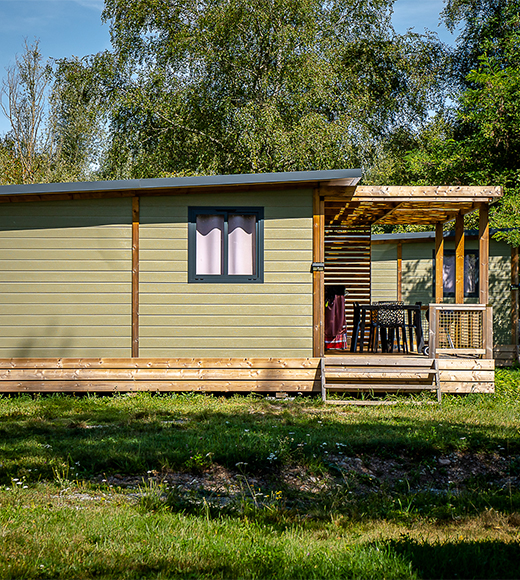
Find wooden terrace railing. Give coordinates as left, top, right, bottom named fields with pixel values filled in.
left=428, top=304, right=493, bottom=359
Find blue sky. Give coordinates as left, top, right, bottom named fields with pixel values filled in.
left=0, top=0, right=455, bottom=136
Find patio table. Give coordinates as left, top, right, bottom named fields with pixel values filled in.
left=350, top=303, right=425, bottom=354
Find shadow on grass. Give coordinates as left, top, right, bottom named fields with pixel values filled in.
left=388, top=537, right=520, bottom=579
left=0, top=395, right=519, bottom=501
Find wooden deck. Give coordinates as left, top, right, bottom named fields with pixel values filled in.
left=0, top=354, right=494, bottom=395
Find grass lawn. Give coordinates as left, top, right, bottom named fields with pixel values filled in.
left=1, top=367, right=520, bottom=579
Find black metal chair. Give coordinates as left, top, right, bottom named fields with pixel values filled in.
left=350, top=302, right=361, bottom=352
left=369, top=301, right=408, bottom=353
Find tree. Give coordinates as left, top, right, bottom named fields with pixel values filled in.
left=61, top=0, right=446, bottom=179
left=441, top=0, right=520, bottom=91
left=0, top=39, right=52, bottom=183
left=401, top=10, right=520, bottom=245
left=50, top=54, right=111, bottom=177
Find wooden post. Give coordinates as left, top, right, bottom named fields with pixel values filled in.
left=483, top=306, right=494, bottom=359
left=397, top=241, right=402, bottom=301
left=455, top=213, right=465, bottom=303
left=512, top=246, right=519, bottom=347
left=429, top=304, right=437, bottom=359
left=479, top=203, right=489, bottom=305
left=132, top=196, right=140, bottom=358
left=313, top=190, right=325, bottom=357
left=435, top=222, right=444, bottom=303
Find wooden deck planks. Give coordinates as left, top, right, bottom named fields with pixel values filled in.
left=0, top=357, right=321, bottom=393
left=0, top=355, right=495, bottom=394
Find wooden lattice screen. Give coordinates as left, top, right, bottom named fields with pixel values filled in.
left=324, top=219, right=371, bottom=349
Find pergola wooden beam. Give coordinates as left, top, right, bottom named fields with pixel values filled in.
left=435, top=222, right=444, bottom=303
left=479, top=203, right=489, bottom=305
left=132, top=197, right=140, bottom=357
left=320, top=185, right=502, bottom=200
left=372, top=203, right=403, bottom=224
left=313, top=189, right=325, bottom=357
left=326, top=201, right=361, bottom=225
left=455, top=214, right=465, bottom=303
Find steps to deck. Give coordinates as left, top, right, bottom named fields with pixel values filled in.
left=321, top=356, right=441, bottom=404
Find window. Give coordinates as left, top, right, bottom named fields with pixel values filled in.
left=188, top=207, right=264, bottom=283
left=432, top=249, right=479, bottom=298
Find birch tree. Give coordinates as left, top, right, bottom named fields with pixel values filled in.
left=0, top=39, right=52, bottom=183
left=61, top=0, right=446, bottom=179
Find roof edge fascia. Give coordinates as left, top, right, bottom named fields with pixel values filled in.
left=0, top=169, right=362, bottom=198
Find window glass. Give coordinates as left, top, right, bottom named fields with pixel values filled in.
left=189, top=207, right=263, bottom=283
left=433, top=249, right=479, bottom=298
left=464, top=253, right=477, bottom=295
left=443, top=254, right=455, bottom=294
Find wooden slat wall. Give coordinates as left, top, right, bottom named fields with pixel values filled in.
left=139, top=191, right=314, bottom=357
left=0, top=358, right=321, bottom=393
left=494, top=345, right=519, bottom=367
left=324, top=215, right=371, bottom=347
left=0, top=355, right=495, bottom=394
left=0, top=198, right=132, bottom=357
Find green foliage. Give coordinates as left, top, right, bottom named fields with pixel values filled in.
left=389, top=7, right=520, bottom=245
left=0, top=40, right=106, bottom=185
left=441, top=0, right=520, bottom=91
left=50, top=55, right=112, bottom=177
left=69, top=0, right=446, bottom=179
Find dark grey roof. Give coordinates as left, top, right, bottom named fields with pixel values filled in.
left=372, top=231, right=437, bottom=242
left=372, top=228, right=510, bottom=242
left=0, top=169, right=362, bottom=197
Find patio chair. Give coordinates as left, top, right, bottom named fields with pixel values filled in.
left=369, top=301, right=408, bottom=353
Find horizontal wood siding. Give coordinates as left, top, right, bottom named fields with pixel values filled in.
left=139, top=191, right=313, bottom=357
left=0, top=355, right=493, bottom=394
left=489, top=240, right=511, bottom=345
left=371, top=243, right=397, bottom=302
left=494, top=344, right=519, bottom=367
left=0, top=199, right=132, bottom=357
left=401, top=243, right=434, bottom=305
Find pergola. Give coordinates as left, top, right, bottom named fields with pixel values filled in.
left=312, top=184, right=502, bottom=358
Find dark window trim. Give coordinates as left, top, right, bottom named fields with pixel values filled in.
left=432, top=249, right=479, bottom=298
left=188, top=207, right=264, bottom=283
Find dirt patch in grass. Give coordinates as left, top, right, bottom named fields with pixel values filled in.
left=93, top=450, right=520, bottom=504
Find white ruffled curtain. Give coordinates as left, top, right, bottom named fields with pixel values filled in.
left=228, top=215, right=256, bottom=275
left=196, top=215, right=224, bottom=275
left=195, top=214, right=256, bottom=276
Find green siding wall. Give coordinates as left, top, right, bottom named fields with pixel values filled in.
left=489, top=240, right=511, bottom=345
left=401, top=243, right=435, bottom=306
left=0, top=198, right=132, bottom=357
left=371, top=244, right=397, bottom=302
left=372, top=238, right=512, bottom=345
left=139, top=190, right=313, bottom=357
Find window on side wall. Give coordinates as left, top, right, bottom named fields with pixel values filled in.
left=432, top=249, right=479, bottom=298
left=188, top=207, right=264, bottom=283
